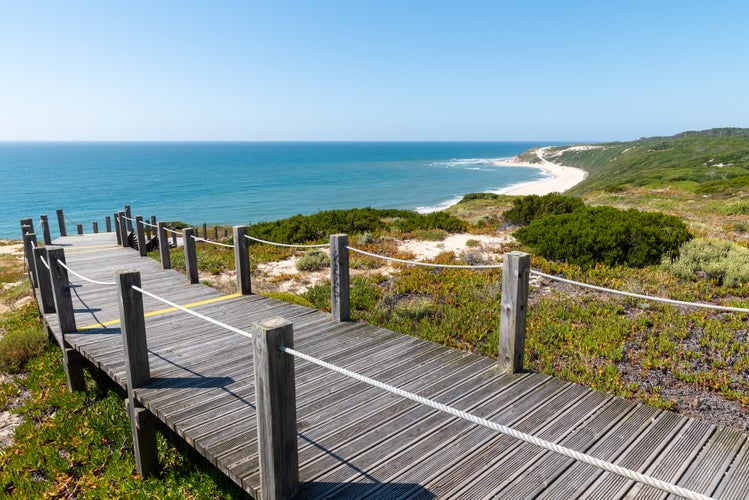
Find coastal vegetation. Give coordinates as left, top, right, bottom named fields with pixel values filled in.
left=3, top=128, right=749, bottom=495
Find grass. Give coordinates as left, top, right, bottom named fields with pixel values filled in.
left=0, top=348, right=247, bottom=499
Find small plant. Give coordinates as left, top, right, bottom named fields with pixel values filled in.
left=465, top=239, right=481, bottom=248
left=663, top=238, right=749, bottom=287
left=295, top=249, right=330, bottom=272
left=394, top=297, right=434, bottom=320
left=261, top=292, right=315, bottom=308
left=0, top=328, right=47, bottom=373
left=356, top=232, right=376, bottom=245
left=414, top=229, right=447, bottom=241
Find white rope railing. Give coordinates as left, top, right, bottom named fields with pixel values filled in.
left=64, top=213, right=77, bottom=225
left=531, top=270, right=749, bottom=314
left=280, top=345, right=712, bottom=500
left=192, top=236, right=235, bottom=249
left=163, top=226, right=181, bottom=236
left=56, top=259, right=117, bottom=286
left=244, top=234, right=328, bottom=249
left=141, top=220, right=158, bottom=229
left=121, top=215, right=136, bottom=222
left=347, top=246, right=502, bottom=269
left=39, top=255, right=51, bottom=271
left=131, top=285, right=253, bottom=339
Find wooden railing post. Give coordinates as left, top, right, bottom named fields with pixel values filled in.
left=34, top=247, right=55, bottom=314
left=213, top=226, right=219, bottom=240
left=233, top=225, right=251, bottom=295
left=106, top=216, right=112, bottom=233
left=183, top=228, right=199, bottom=284
left=20, top=218, right=33, bottom=236
left=93, top=221, right=99, bottom=234
left=202, top=222, right=207, bottom=239
left=136, top=216, right=147, bottom=257
left=47, top=246, right=85, bottom=390
left=76, top=224, right=83, bottom=235
left=23, top=232, right=39, bottom=288
left=47, top=247, right=76, bottom=334
left=253, top=317, right=299, bottom=500
left=118, top=211, right=129, bottom=248
left=41, top=215, right=52, bottom=244
left=124, top=205, right=133, bottom=232
left=157, top=222, right=171, bottom=269
left=56, top=209, right=67, bottom=237
left=330, top=234, right=350, bottom=322
left=499, top=251, right=530, bottom=374
left=116, top=270, right=158, bottom=477
left=114, top=213, right=121, bottom=244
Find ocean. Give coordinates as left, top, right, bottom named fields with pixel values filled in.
left=0, top=142, right=561, bottom=240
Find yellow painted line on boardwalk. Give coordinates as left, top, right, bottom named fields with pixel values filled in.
left=78, top=293, right=242, bottom=330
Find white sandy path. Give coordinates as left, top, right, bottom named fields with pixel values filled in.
left=493, top=146, right=588, bottom=196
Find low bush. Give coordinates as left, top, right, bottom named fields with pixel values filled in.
left=0, top=303, right=47, bottom=373
left=295, top=250, right=330, bottom=272
left=502, top=192, right=585, bottom=225
left=663, top=238, right=749, bottom=287
left=515, top=206, right=692, bottom=268
left=0, top=328, right=47, bottom=373
left=261, top=292, right=315, bottom=308
left=248, top=208, right=465, bottom=245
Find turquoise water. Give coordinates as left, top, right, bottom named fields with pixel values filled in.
left=0, top=142, right=561, bottom=239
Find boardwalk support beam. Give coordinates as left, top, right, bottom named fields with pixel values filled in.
left=106, top=216, right=112, bottom=233
left=157, top=222, right=171, bottom=269
left=330, top=234, right=350, bottom=322
left=117, top=270, right=159, bottom=477
left=253, top=317, right=299, bottom=500
left=183, top=228, right=199, bottom=284
left=499, top=251, right=530, bottom=374
left=233, top=225, right=251, bottom=295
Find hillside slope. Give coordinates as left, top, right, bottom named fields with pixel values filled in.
left=534, top=128, right=749, bottom=196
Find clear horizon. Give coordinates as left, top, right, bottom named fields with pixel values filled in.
left=1, top=1, right=747, bottom=143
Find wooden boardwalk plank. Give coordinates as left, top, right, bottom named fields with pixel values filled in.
left=33, top=232, right=749, bottom=499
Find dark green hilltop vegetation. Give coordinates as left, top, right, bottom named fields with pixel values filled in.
left=542, top=127, right=749, bottom=195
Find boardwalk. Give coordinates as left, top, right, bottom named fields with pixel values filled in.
left=35, top=232, right=749, bottom=499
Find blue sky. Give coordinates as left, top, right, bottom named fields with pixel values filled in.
left=1, top=1, right=747, bottom=142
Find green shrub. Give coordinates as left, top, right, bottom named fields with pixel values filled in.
left=356, top=232, right=376, bottom=245
left=515, top=206, right=692, bottom=268
left=663, top=238, right=749, bottom=287
left=295, top=249, right=330, bottom=271
left=248, top=208, right=465, bottom=244
left=0, top=328, right=48, bottom=373
left=502, top=193, right=585, bottom=225
left=414, top=229, right=447, bottom=241
left=261, top=292, right=315, bottom=308
left=458, top=192, right=503, bottom=203
left=395, top=297, right=435, bottom=320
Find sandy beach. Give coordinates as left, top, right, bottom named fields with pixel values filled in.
left=493, top=146, right=588, bottom=196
